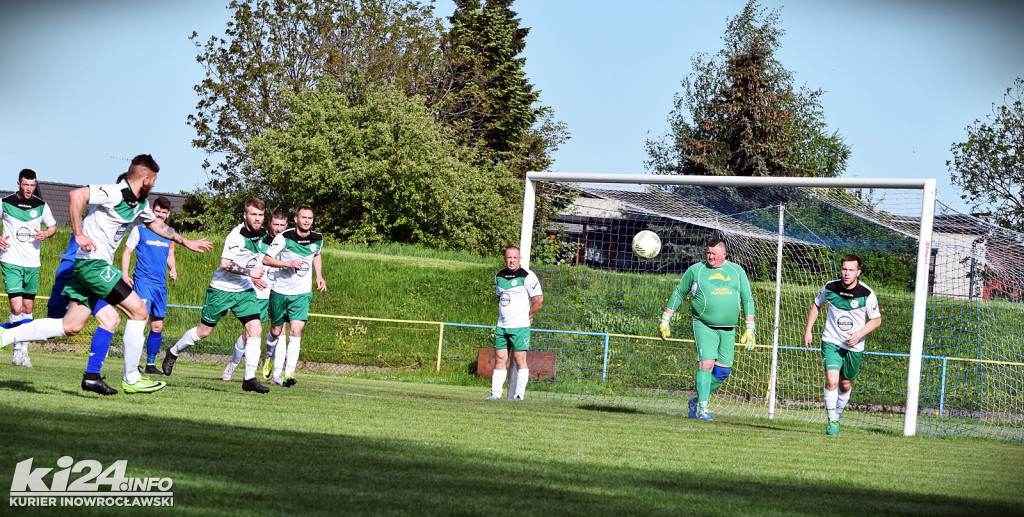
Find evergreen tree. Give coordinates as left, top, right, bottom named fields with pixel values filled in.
left=440, top=0, right=567, bottom=177
left=646, top=0, right=848, bottom=178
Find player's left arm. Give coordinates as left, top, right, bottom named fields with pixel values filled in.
left=167, top=242, right=178, bottom=281
left=313, top=253, right=326, bottom=292
left=847, top=294, right=882, bottom=345
left=34, top=204, right=57, bottom=241
left=145, top=218, right=213, bottom=253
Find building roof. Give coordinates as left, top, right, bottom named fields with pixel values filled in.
left=0, top=181, right=188, bottom=225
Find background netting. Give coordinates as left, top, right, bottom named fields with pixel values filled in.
left=518, top=180, right=1023, bottom=441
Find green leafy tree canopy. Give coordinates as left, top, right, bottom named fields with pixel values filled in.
left=243, top=79, right=522, bottom=254
left=948, top=77, right=1024, bottom=232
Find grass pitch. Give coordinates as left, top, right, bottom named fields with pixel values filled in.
left=1, top=353, right=1022, bottom=516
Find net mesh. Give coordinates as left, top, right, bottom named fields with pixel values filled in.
left=522, top=179, right=1023, bottom=441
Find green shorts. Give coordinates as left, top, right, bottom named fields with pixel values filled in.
left=269, top=291, right=312, bottom=326
left=1, top=262, right=40, bottom=296
left=256, top=297, right=270, bottom=323
left=494, top=326, right=531, bottom=352
left=821, top=341, right=863, bottom=381
left=200, top=287, right=261, bottom=327
left=692, top=319, right=735, bottom=367
left=62, top=259, right=123, bottom=308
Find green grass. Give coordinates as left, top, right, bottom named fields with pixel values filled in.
left=1, top=354, right=1022, bottom=516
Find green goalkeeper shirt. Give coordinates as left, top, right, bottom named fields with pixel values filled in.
left=666, top=260, right=754, bottom=327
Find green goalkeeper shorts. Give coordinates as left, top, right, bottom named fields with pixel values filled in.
left=692, top=318, right=735, bottom=366
left=821, top=341, right=863, bottom=380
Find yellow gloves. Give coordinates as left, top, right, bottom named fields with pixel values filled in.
left=659, top=310, right=672, bottom=340
left=740, top=321, right=756, bottom=350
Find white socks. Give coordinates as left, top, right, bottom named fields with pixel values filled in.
left=123, top=320, right=146, bottom=384
left=229, top=335, right=245, bottom=366
left=514, top=368, right=529, bottom=400
left=171, top=327, right=200, bottom=355
left=837, top=388, right=851, bottom=418
left=5, top=317, right=64, bottom=345
left=265, top=334, right=279, bottom=361
left=272, top=335, right=286, bottom=378
left=284, top=336, right=301, bottom=376
left=824, top=387, right=838, bottom=421
left=490, top=369, right=508, bottom=398
left=243, top=336, right=261, bottom=380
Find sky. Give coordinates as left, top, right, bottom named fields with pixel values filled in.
left=1, top=0, right=1022, bottom=213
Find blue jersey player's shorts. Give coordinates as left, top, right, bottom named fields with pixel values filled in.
left=132, top=278, right=168, bottom=319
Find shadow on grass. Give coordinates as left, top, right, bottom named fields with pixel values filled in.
left=578, top=404, right=646, bottom=414
left=0, top=380, right=40, bottom=393
left=0, top=405, right=1019, bottom=517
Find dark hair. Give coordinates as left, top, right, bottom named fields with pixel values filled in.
left=707, top=238, right=727, bottom=250
left=129, top=154, right=159, bottom=174
left=153, top=196, right=171, bottom=211
left=295, top=205, right=313, bottom=217
left=115, top=172, right=128, bottom=183
left=245, top=198, right=266, bottom=212
left=841, top=254, right=862, bottom=269
left=18, top=169, right=36, bottom=182
left=271, top=210, right=288, bottom=221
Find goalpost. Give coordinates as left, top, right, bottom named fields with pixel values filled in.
left=518, top=172, right=935, bottom=437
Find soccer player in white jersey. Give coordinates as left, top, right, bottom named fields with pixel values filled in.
left=0, top=169, right=57, bottom=367
left=0, top=155, right=213, bottom=395
left=222, top=210, right=288, bottom=381
left=803, top=254, right=882, bottom=436
left=488, top=246, right=543, bottom=401
left=162, top=199, right=300, bottom=393
left=265, top=206, right=327, bottom=387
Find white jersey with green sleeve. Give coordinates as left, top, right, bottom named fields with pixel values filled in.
left=0, top=194, right=56, bottom=267
left=254, top=232, right=275, bottom=300
left=813, top=279, right=881, bottom=352
left=495, top=266, right=542, bottom=329
left=75, top=182, right=155, bottom=265
left=266, top=228, right=323, bottom=296
left=209, top=223, right=267, bottom=293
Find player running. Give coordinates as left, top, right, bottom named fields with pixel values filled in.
left=222, top=210, right=288, bottom=381
left=162, top=199, right=298, bottom=393
left=0, top=155, right=213, bottom=395
left=265, top=206, right=326, bottom=387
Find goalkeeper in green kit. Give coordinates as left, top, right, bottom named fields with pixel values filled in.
left=659, top=238, right=755, bottom=421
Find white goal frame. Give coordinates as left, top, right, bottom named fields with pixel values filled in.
left=519, top=172, right=937, bottom=437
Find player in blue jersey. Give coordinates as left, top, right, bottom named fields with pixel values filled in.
left=121, top=196, right=176, bottom=375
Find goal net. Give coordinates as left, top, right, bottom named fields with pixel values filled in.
left=517, top=172, right=1023, bottom=441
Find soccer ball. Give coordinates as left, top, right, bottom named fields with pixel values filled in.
left=631, top=230, right=661, bottom=259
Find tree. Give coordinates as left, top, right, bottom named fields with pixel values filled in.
left=241, top=79, right=522, bottom=254
left=439, top=0, right=568, bottom=177
left=948, top=77, right=1024, bottom=232
left=646, top=0, right=849, bottom=178
left=188, top=0, right=446, bottom=200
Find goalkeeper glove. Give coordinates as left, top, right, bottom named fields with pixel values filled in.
left=658, top=310, right=673, bottom=340
left=740, top=321, right=756, bottom=350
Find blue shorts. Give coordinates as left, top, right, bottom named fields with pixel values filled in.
left=47, top=260, right=109, bottom=318
left=132, top=278, right=168, bottom=319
